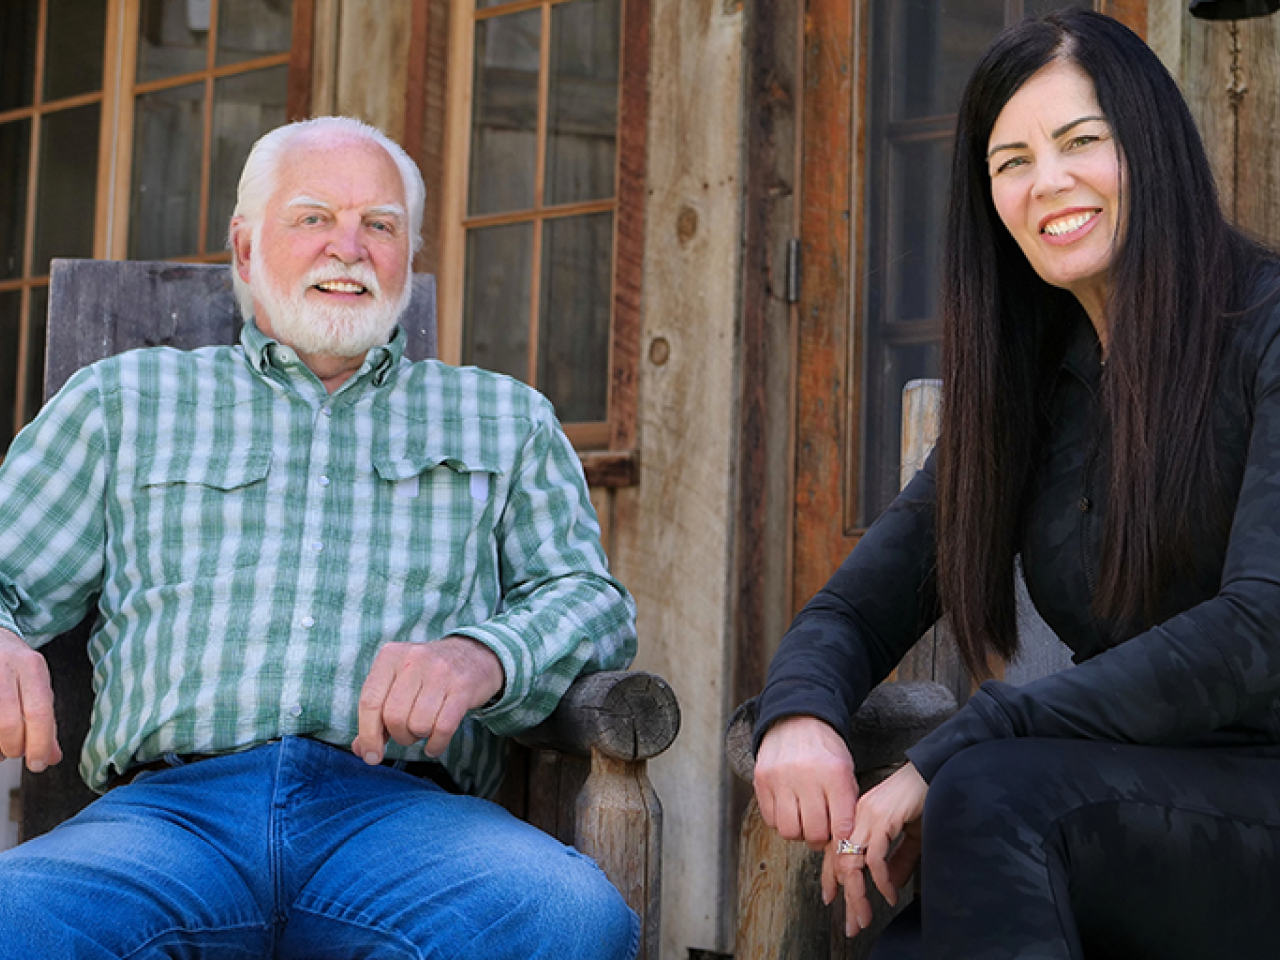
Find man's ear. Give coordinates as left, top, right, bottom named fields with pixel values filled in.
left=231, top=216, right=252, bottom=284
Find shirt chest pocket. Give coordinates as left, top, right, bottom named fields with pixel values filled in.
left=359, top=448, right=505, bottom=591
left=132, top=447, right=274, bottom=582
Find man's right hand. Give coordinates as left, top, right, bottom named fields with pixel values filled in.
left=752, top=715, right=858, bottom=852
left=0, top=628, right=61, bottom=773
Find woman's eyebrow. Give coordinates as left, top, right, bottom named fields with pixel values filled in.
left=987, top=115, right=1108, bottom=160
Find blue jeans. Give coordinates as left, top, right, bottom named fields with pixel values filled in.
left=0, top=737, right=639, bottom=959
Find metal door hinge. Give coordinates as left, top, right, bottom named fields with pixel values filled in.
left=786, top=238, right=802, bottom=304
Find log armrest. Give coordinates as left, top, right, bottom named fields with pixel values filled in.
left=725, top=679, right=956, bottom=785
left=728, top=681, right=957, bottom=960
left=516, top=670, right=681, bottom=760
left=515, top=669, right=679, bottom=960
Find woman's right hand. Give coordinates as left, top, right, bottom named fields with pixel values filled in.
left=753, top=715, right=858, bottom=851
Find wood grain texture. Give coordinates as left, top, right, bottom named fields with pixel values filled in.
left=515, top=670, right=680, bottom=761
left=608, top=0, right=650, bottom=456
left=1231, top=14, right=1280, bottom=247
left=792, top=0, right=860, bottom=612
left=575, top=752, right=663, bottom=960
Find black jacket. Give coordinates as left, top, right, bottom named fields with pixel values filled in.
left=756, top=281, right=1280, bottom=781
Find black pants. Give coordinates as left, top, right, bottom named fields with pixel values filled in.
left=871, top=738, right=1280, bottom=960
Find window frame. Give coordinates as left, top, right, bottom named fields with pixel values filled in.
left=0, top=0, right=314, bottom=447
left=428, top=0, right=647, bottom=486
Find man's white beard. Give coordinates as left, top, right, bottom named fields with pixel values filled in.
left=251, top=248, right=411, bottom=359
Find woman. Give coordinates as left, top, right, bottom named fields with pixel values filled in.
left=753, top=10, right=1280, bottom=959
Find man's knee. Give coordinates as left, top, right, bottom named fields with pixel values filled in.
left=504, top=848, right=639, bottom=959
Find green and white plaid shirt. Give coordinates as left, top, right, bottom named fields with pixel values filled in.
left=0, top=321, right=635, bottom=798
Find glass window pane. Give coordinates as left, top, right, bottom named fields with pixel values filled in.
left=25, top=283, right=46, bottom=421
left=861, top=341, right=940, bottom=520
left=0, top=290, right=21, bottom=451
left=216, top=0, right=293, bottom=68
left=0, top=0, right=39, bottom=112
left=137, top=0, right=210, bottom=84
left=889, top=138, right=948, bottom=322
left=0, top=119, right=30, bottom=281
left=468, top=10, right=540, bottom=217
left=462, top=222, right=532, bottom=381
left=894, top=0, right=1003, bottom=120
left=476, top=0, right=521, bottom=9
left=32, top=103, right=100, bottom=276
left=538, top=213, right=610, bottom=422
left=43, top=0, right=107, bottom=101
left=129, top=83, right=204, bottom=260
left=545, top=0, right=619, bottom=206
left=207, top=65, right=288, bottom=251
left=1024, top=0, right=1090, bottom=16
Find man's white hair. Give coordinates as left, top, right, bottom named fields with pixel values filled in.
left=230, top=116, right=425, bottom=319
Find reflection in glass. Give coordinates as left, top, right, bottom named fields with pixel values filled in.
left=545, top=0, right=620, bottom=206
left=0, top=0, right=38, bottom=113
left=26, top=284, right=47, bottom=422
left=0, top=290, right=21, bottom=452
left=863, top=341, right=939, bottom=518
left=469, top=10, right=540, bottom=216
left=0, top=119, right=31, bottom=281
left=44, top=0, right=108, bottom=101
left=208, top=66, right=288, bottom=250
left=538, top=213, right=611, bottom=422
left=891, top=139, right=947, bottom=322
left=129, top=84, right=204, bottom=260
left=895, top=0, right=1002, bottom=120
left=217, top=0, right=293, bottom=67
left=137, top=0, right=210, bottom=84
left=463, top=223, right=532, bottom=382
left=32, top=104, right=100, bottom=277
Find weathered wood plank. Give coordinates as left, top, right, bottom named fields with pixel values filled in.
left=792, top=0, right=861, bottom=611
left=1232, top=13, right=1280, bottom=247
left=335, top=0, right=415, bottom=143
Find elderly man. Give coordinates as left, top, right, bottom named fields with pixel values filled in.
left=0, top=117, right=638, bottom=959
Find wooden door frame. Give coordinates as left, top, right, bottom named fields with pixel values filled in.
left=787, top=0, right=1147, bottom=612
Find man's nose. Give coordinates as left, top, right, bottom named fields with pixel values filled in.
left=325, top=220, right=365, bottom=263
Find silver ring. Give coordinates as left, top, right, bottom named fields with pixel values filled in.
left=836, top=838, right=867, bottom=856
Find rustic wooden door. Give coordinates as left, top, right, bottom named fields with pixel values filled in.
left=789, top=0, right=1146, bottom=689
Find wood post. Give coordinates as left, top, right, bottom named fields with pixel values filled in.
left=575, top=752, right=663, bottom=960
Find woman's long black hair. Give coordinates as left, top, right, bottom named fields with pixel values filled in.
left=938, top=9, right=1268, bottom=678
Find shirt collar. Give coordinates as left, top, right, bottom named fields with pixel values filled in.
left=240, top=320, right=406, bottom=388
left=1060, top=310, right=1105, bottom=386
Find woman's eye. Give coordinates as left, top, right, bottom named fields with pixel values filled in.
left=993, top=156, right=1027, bottom=175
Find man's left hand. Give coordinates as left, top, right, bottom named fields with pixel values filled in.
left=353, top=637, right=504, bottom=763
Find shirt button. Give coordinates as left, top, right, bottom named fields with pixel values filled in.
left=321, top=407, right=333, bottom=418
left=301, top=615, right=315, bottom=629
left=289, top=703, right=303, bottom=718
left=312, top=540, right=324, bottom=553
left=318, top=476, right=330, bottom=487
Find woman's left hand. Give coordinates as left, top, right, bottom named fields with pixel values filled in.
left=822, top=761, right=928, bottom=937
